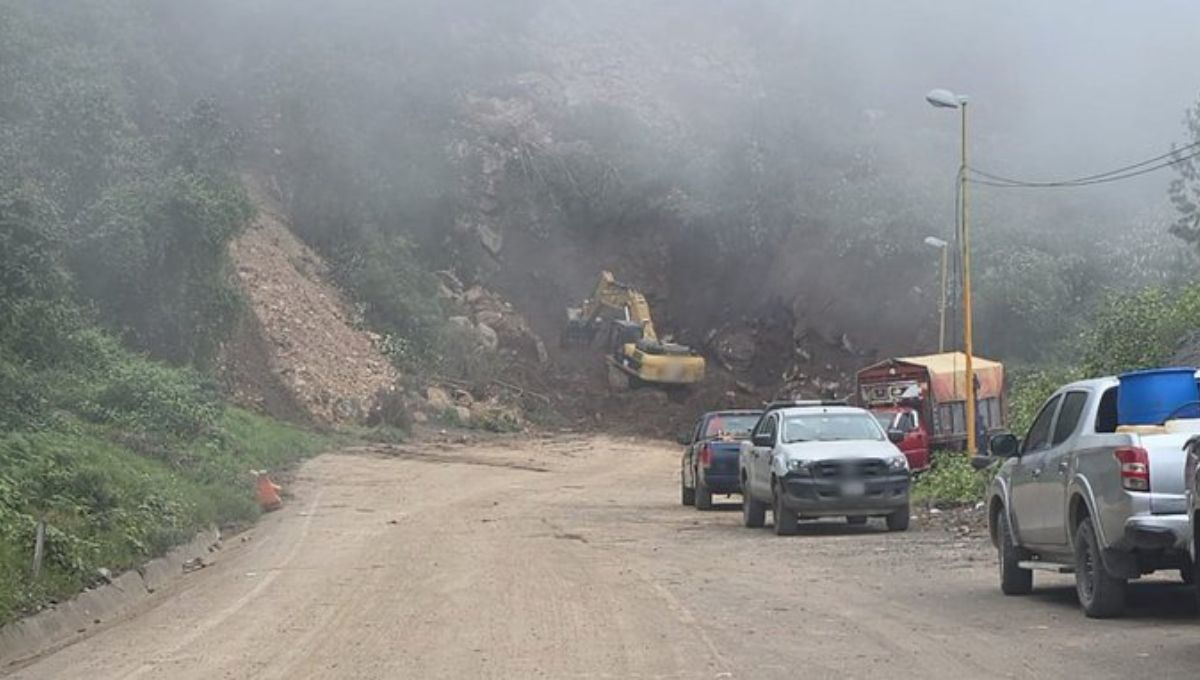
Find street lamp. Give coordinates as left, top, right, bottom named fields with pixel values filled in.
left=923, top=236, right=949, bottom=353
left=926, top=87, right=978, bottom=455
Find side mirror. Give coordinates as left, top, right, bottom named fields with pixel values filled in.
left=989, top=433, right=1020, bottom=458
left=676, top=431, right=692, bottom=446
left=887, top=429, right=905, bottom=444
left=752, top=433, right=773, bottom=448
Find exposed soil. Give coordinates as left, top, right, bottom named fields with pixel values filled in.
left=10, top=434, right=1197, bottom=680
left=220, top=178, right=399, bottom=425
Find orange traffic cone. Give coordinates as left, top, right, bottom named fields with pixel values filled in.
left=255, top=471, right=283, bottom=512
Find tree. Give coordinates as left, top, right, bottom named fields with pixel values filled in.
left=1169, top=97, right=1200, bottom=247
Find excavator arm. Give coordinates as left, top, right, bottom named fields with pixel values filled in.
left=575, top=271, right=658, bottom=342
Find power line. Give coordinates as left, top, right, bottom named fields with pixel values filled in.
left=968, top=142, right=1200, bottom=189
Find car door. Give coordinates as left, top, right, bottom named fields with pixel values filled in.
left=748, top=414, right=777, bottom=499
left=1025, top=390, right=1089, bottom=546
left=1010, top=393, right=1062, bottom=548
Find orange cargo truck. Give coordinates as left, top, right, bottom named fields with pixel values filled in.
left=855, top=352, right=1006, bottom=467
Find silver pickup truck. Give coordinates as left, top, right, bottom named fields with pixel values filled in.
left=985, top=376, right=1194, bottom=618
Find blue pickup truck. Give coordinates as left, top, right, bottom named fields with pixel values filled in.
left=679, top=410, right=762, bottom=510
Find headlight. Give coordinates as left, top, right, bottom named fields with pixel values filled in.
left=787, top=459, right=811, bottom=473
left=888, top=455, right=909, bottom=472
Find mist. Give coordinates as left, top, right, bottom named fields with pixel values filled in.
left=11, top=0, right=1200, bottom=366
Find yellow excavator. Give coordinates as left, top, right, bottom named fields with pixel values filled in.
left=562, top=271, right=705, bottom=390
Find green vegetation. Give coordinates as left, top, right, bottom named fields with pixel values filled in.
left=0, top=2, right=332, bottom=625
left=912, top=452, right=996, bottom=508
left=1006, top=281, right=1200, bottom=439
left=0, top=408, right=327, bottom=624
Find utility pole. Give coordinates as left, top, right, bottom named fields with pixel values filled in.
left=926, top=88, right=977, bottom=454
left=960, top=100, right=977, bottom=456
left=923, top=236, right=949, bottom=353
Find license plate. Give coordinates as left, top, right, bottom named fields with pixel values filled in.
left=841, top=481, right=866, bottom=497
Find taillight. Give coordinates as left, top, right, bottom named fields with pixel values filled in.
left=700, top=444, right=712, bottom=467
left=1114, top=446, right=1150, bottom=492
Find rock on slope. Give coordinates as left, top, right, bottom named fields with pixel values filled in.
left=221, top=177, right=399, bottom=425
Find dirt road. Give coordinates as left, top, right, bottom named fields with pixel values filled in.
left=7, top=435, right=1199, bottom=679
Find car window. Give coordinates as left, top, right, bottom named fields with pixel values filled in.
left=703, top=414, right=761, bottom=438
left=753, top=414, right=776, bottom=444
left=897, top=411, right=917, bottom=432
left=1052, top=391, right=1088, bottom=445
left=1024, top=394, right=1062, bottom=453
left=690, top=419, right=703, bottom=444
left=1095, top=387, right=1118, bottom=434
left=782, top=412, right=886, bottom=443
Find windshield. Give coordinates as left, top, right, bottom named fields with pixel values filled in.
left=783, top=413, right=886, bottom=443
left=703, top=415, right=761, bottom=438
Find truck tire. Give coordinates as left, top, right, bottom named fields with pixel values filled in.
left=773, top=482, right=798, bottom=536
left=680, top=479, right=695, bottom=506
left=695, top=476, right=713, bottom=511
left=886, top=505, right=910, bottom=532
left=997, top=510, right=1033, bottom=595
left=1073, top=517, right=1126, bottom=618
left=742, top=486, right=766, bottom=528
left=846, top=516, right=868, bottom=526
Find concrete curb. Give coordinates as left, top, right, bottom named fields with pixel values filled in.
left=0, top=526, right=221, bottom=668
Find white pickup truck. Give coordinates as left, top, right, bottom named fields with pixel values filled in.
left=984, top=376, right=1195, bottom=618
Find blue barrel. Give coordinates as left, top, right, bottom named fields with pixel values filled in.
left=1117, top=367, right=1200, bottom=425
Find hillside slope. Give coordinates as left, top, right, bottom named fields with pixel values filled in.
left=221, top=178, right=399, bottom=425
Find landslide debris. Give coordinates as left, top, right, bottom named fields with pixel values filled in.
left=220, top=178, right=399, bottom=425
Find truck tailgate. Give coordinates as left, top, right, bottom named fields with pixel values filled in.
left=1142, top=433, right=1191, bottom=514
left=705, top=441, right=742, bottom=477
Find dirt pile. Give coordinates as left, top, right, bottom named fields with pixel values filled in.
left=219, top=178, right=399, bottom=425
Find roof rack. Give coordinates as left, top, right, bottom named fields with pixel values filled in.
left=763, top=399, right=849, bottom=412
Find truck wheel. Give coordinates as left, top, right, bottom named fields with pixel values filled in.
left=1073, top=516, right=1126, bottom=618
left=772, top=483, right=798, bottom=536
left=846, top=516, right=868, bottom=526
left=997, top=510, right=1033, bottom=595
left=742, top=486, right=766, bottom=528
left=680, top=480, right=695, bottom=506
left=886, top=505, right=910, bottom=532
left=695, top=476, right=713, bottom=511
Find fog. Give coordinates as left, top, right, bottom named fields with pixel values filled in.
left=20, top=0, right=1200, bottom=362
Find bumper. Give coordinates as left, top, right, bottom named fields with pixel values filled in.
left=779, top=472, right=910, bottom=517
left=1122, top=513, right=1190, bottom=551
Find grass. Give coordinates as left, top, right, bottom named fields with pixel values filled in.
left=0, top=408, right=331, bottom=624
left=911, top=451, right=996, bottom=508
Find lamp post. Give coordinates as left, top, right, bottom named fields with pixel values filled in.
left=926, top=87, right=977, bottom=455
left=923, top=236, right=949, bottom=353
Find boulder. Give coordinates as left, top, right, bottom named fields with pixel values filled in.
left=476, top=323, right=500, bottom=352
left=426, top=386, right=454, bottom=410
left=476, top=310, right=504, bottom=327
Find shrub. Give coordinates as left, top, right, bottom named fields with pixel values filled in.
left=912, top=452, right=995, bottom=508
